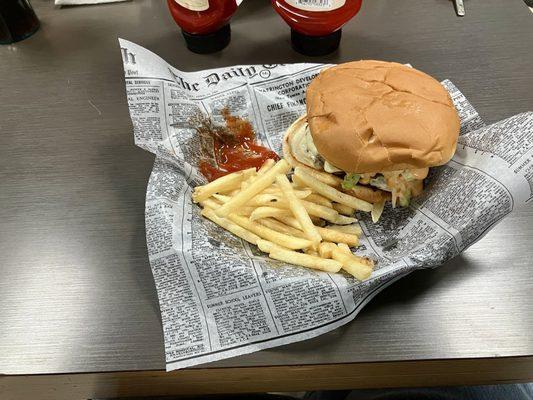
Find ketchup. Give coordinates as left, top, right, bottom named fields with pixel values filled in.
left=271, top=0, right=363, bottom=56
left=167, top=0, right=240, bottom=54
left=198, top=109, right=279, bottom=182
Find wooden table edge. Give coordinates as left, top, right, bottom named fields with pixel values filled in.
left=1, top=356, right=532, bottom=399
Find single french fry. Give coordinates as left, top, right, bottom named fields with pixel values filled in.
left=212, top=193, right=231, bottom=203
left=333, top=215, right=358, bottom=225
left=201, top=208, right=260, bottom=245
left=249, top=193, right=283, bottom=205
left=227, top=213, right=312, bottom=250
left=199, top=198, right=222, bottom=210
left=297, top=200, right=338, bottom=222
left=337, top=243, right=374, bottom=267
left=275, top=215, right=304, bottom=230
left=371, top=200, right=386, bottom=223
left=332, top=202, right=355, bottom=216
left=241, top=159, right=274, bottom=190
left=257, top=218, right=306, bottom=238
left=250, top=207, right=293, bottom=221
left=318, top=228, right=359, bottom=246
left=216, top=159, right=291, bottom=217
left=318, top=242, right=337, bottom=258
left=193, top=168, right=256, bottom=203
left=294, top=167, right=373, bottom=212
left=288, top=163, right=342, bottom=188
left=327, top=224, right=362, bottom=236
left=256, top=239, right=278, bottom=253
left=306, top=193, right=333, bottom=208
left=262, top=187, right=312, bottom=199
left=276, top=174, right=322, bottom=246
left=332, top=245, right=373, bottom=280
left=337, top=243, right=352, bottom=254
left=257, top=158, right=276, bottom=175
left=268, top=246, right=342, bottom=273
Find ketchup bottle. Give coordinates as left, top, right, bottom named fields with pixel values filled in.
left=271, top=0, right=363, bottom=56
left=167, top=0, right=241, bottom=54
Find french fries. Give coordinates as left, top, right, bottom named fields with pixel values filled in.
left=250, top=206, right=293, bottom=221
left=318, top=227, right=359, bottom=246
left=318, top=242, right=337, bottom=258
left=199, top=198, right=222, bottom=209
left=257, top=240, right=342, bottom=273
left=276, top=174, right=322, bottom=246
left=327, top=223, right=363, bottom=236
left=193, top=168, right=256, bottom=203
left=306, top=193, right=333, bottom=208
left=216, top=159, right=291, bottom=217
left=257, top=218, right=306, bottom=238
left=227, top=213, right=312, bottom=250
left=332, top=202, right=355, bottom=216
left=194, top=157, right=376, bottom=279
left=262, top=187, right=312, bottom=199
left=271, top=215, right=359, bottom=246
left=294, top=167, right=373, bottom=212
left=332, top=244, right=373, bottom=281
left=257, top=158, right=276, bottom=175
left=294, top=165, right=343, bottom=187
left=254, top=197, right=339, bottom=222
left=333, top=243, right=374, bottom=280
left=333, top=215, right=358, bottom=225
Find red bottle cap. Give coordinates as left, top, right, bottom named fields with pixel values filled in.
left=291, top=28, right=342, bottom=57
left=181, top=24, right=231, bottom=54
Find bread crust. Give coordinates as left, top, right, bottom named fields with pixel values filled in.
left=306, top=60, right=460, bottom=173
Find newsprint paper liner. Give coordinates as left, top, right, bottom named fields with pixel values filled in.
left=119, top=39, right=533, bottom=371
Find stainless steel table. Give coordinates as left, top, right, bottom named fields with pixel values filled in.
left=1, top=0, right=532, bottom=398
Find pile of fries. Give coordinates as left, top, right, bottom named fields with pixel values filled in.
left=193, top=159, right=376, bottom=280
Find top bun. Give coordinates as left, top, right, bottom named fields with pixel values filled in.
left=306, top=60, right=460, bottom=173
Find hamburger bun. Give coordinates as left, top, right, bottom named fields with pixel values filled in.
left=306, top=60, right=460, bottom=173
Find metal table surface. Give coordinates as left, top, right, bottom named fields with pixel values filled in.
left=1, top=0, right=532, bottom=397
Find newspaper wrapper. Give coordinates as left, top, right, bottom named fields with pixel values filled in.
left=119, top=39, right=533, bottom=371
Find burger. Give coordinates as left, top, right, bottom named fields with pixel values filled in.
left=283, top=60, right=460, bottom=208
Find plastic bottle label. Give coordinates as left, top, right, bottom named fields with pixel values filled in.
left=174, top=0, right=209, bottom=11
left=285, top=0, right=345, bottom=11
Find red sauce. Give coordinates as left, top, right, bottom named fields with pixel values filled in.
left=198, top=109, right=279, bottom=182
left=271, top=0, right=363, bottom=37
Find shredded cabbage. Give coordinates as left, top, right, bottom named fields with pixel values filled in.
left=402, top=170, right=415, bottom=181
left=398, top=191, right=411, bottom=207
left=369, top=175, right=389, bottom=191
left=341, top=173, right=361, bottom=190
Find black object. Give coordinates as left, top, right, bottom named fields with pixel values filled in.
left=181, top=24, right=231, bottom=54
left=291, top=28, right=342, bottom=57
left=0, top=0, right=40, bottom=44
